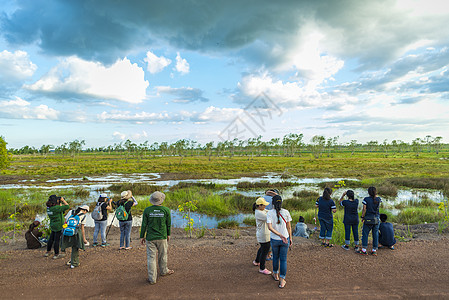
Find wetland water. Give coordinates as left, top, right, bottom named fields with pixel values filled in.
left=7, top=173, right=447, bottom=228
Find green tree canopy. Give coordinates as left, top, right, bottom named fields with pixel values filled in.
left=0, top=136, right=10, bottom=169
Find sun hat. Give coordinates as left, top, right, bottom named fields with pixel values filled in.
left=121, top=190, right=133, bottom=200
left=255, top=197, right=270, bottom=206
left=149, top=191, right=165, bottom=205
left=79, top=205, right=90, bottom=212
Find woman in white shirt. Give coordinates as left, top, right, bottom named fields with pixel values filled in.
left=252, top=197, right=272, bottom=275
left=267, top=195, right=292, bottom=289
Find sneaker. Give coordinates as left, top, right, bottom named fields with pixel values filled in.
left=52, top=254, right=65, bottom=259
left=44, top=252, right=51, bottom=257
left=354, top=246, right=359, bottom=252
left=66, top=260, right=71, bottom=266
left=70, top=265, right=75, bottom=269
left=370, top=251, right=377, bottom=256
left=101, top=243, right=109, bottom=248
left=390, top=246, right=395, bottom=250
left=357, top=250, right=368, bottom=256
left=259, top=269, right=272, bottom=275
left=92, top=243, right=98, bottom=247
left=341, top=245, right=350, bottom=251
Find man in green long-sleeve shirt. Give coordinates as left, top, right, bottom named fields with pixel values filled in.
left=140, top=191, right=174, bottom=284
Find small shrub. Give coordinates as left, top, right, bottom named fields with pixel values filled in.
left=217, top=219, right=239, bottom=229
left=395, top=207, right=442, bottom=225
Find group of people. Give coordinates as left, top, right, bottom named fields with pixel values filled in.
left=252, top=186, right=396, bottom=289
left=27, top=190, right=172, bottom=284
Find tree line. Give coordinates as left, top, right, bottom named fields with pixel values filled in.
left=6, top=134, right=447, bottom=160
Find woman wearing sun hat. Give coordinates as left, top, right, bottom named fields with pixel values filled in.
left=117, top=190, right=138, bottom=250
left=252, top=197, right=272, bottom=275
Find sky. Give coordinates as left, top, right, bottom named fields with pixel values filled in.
left=1, top=0, right=449, bottom=149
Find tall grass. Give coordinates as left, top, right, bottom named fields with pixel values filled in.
left=108, top=183, right=161, bottom=195
left=394, top=207, right=442, bottom=225
left=236, top=181, right=298, bottom=190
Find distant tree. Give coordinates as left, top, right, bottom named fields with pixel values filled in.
left=204, top=142, right=213, bottom=161
left=39, top=144, right=53, bottom=157
left=0, top=136, right=11, bottom=169
left=310, top=135, right=326, bottom=158
left=433, top=136, right=443, bottom=154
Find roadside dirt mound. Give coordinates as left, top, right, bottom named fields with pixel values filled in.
left=1, top=227, right=449, bottom=299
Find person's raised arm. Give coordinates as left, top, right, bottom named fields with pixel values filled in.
left=339, top=191, right=346, bottom=204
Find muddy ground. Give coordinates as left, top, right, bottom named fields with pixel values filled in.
left=1, top=225, right=449, bottom=299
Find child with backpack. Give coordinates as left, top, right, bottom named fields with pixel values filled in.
left=91, top=193, right=112, bottom=247
left=117, top=190, right=138, bottom=250
left=61, top=205, right=89, bottom=268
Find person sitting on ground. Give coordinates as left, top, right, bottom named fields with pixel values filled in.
left=61, top=205, right=89, bottom=269
left=339, top=190, right=360, bottom=251
left=252, top=197, right=272, bottom=275
left=316, top=187, right=337, bottom=247
left=92, top=193, right=112, bottom=247
left=140, top=191, right=174, bottom=285
left=379, top=213, right=396, bottom=250
left=25, top=220, right=45, bottom=249
left=45, top=195, right=69, bottom=259
left=292, top=216, right=311, bottom=239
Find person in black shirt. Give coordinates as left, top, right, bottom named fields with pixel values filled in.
left=379, top=214, right=396, bottom=250
left=339, top=190, right=360, bottom=251
left=118, top=190, right=138, bottom=250
left=92, top=193, right=112, bottom=247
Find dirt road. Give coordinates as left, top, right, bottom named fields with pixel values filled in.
left=1, top=227, right=449, bottom=299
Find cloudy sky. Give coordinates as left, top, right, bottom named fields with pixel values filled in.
left=1, top=0, right=449, bottom=149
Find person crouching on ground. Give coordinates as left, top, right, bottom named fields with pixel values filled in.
left=140, top=191, right=174, bottom=285
left=45, top=195, right=69, bottom=259
left=339, top=190, right=360, bottom=251
left=267, top=195, right=292, bottom=289
left=292, top=216, right=310, bottom=239
left=379, top=213, right=396, bottom=250
left=61, top=205, right=89, bottom=269
left=252, top=197, right=272, bottom=275
left=316, top=187, right=337, bottom=247
left=25, top=220, right=45, bottom=249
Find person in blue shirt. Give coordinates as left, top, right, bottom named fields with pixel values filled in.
left=339, top=190, right=360, bottom=251
left=315, top=187, right=336, bottom=247
left=292, top=216, right=311, bottom=238
left=359, top=186, right=382, bottom=256
left=379, top=214, right=396, bottom=250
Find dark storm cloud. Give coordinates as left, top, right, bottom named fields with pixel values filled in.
left=3, top=0, right=447, bottom=68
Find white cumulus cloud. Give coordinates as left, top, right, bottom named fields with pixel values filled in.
left=0, top=97, right=59, bottom=120
left=144, top=51, right=172, bottom=74
left=25, top=57, right=149, bottom=104
left=0, top=50, right=37, bottom=82
left=175, top=52, right=190, bottom=74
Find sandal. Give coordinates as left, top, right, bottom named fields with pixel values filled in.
left=279, top=279, right=286, bottom=288
left=325, top=243, right=334, bottom=248
left=161, top=269, right=174, bottom=276
left=252, top=260, right=260, bottom=266
left=370, top=251, right=377, bottom=256
left=271, top=273, right=279, bottom=281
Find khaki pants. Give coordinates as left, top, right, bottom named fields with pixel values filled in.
left=146, top=239, right=168, bottom=283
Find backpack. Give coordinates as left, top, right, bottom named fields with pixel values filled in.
left=91, top=203, right=103, bottom=221
left=63, top=213, right=81, bottom=236
left=115, top=203, right=129, bottom=221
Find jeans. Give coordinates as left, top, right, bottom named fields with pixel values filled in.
left=362, top=222, right=380, bottom=250
left=146, top=239, right=168, bottom=284
left=93, top=220, right=107, bottom=244
left=344, top=223, right=359, bottom=245
left=271, top=238, right=289, bottom=279
left=255, top=241, right=271, bottom=270
left=119, top=220, right=132, bottom=247
left=319, top=218, right=333, bottom=240
left=46, top=230, right=62, bottom=255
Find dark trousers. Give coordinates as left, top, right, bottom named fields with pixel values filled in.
left=47, top=230, right=62, bottom=255
left=255, top=241, right=271, bottom=270
left=344, top=223, right=359, bottom=245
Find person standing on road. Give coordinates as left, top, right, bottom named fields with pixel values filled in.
left=61, top=205, right=89, bottom=268
left=252, top=197, right=272, bottom=275
left=140, top=191, right=174, bottom=285
left=339, top=190, right=360, bottom=251
left=92, top=193, right=112, bottom=247
left=45, top=195, right=69, bottom=259
left=118, top=190, right=137, bottom=250
left=316, top=187, right=337, bottom=247
left=359, top=186, right=382, bottom=256
left=267, top=195, right=292, bottom=289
